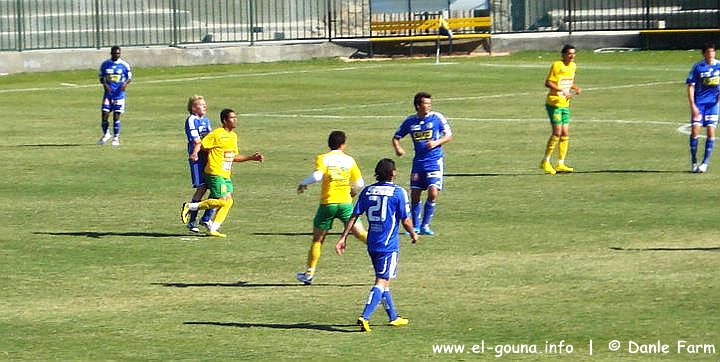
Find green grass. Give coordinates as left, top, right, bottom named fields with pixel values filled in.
left=1, top=50, right=718, bottom=360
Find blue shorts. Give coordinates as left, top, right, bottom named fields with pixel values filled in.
left=691, top=103, right=719, bottom=128
left=410, top=170, right=443, bottom=190
left=369, top=251, right=398, bottom=280
left=188, top=154, right=208, bottom=188
left=102, top=96, right=126, bottom=113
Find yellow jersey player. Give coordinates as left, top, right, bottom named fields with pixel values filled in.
left=180, top=108, right=264, bottom=237
left=295, top=131, right=368, bottom=285
left=540, top=44, right=581, bottom=175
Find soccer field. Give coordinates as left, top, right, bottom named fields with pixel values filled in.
left=1, top=50, right=718, bottom=360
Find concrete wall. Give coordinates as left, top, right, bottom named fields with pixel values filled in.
left=0, top=41, right=355, bottom=75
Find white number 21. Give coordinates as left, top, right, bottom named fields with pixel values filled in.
left=367, top=195, right=387, bottom=222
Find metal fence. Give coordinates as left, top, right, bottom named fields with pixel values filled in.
left=1, top=0, right=719, bottom=51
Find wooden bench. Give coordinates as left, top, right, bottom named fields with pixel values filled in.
left=369, top=16, right=492, bottom=57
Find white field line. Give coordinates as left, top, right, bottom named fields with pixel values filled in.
left=238, top=112, right=681, bottom=126
left=277, top=80, right=680, bottom=114
left=0, top=64, right=386, bottom=94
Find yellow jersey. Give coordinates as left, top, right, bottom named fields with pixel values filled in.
left=545, top=60, right=577, bottom=108
left=315, top=150, right=362, bottom=204
left=201, top=128, right=239, bottom=179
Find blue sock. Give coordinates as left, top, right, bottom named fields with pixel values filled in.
left=101, top=120, right=109, bottom=135
left=382, top=288, right=398, bottom=321
left=188, top=198, right=201, bottom=223
left=690, top=136, right=699, bottom=164
left=421, top=201, right=436, bottom=229
left=200, top=208, right=216, bottom=224
left=113, top=120, right=121, bottom=136
left=411, top=203, right=421, bottom=230
left=702, top=137, right=715, bottom=164
left=361, top=285, right=384, bottom=320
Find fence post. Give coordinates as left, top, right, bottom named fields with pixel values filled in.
left=644, top=0, right=650, bottom=29
left=566, top=0, right=572, bottom=35
left=94, top=0, right=101, bottom=49
left=15, top=0, right=23, bottom=51
left=171, top=0, right=178, bottom=46
left=249, top=0, right=255, bottom=45
left=327, top=0, right=333, bottom=41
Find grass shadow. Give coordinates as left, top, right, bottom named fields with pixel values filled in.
left=34, top=231, right=189, bottom=239
left=446, top=170, right=684, bottom=177
left=252, top=232, right=341, bottom=236
left=184, top=321, right=361, bottom=333
left=610, top=246, right=719, bottom=252
left=14, top=143, right=86, bottom=147
left=154, top=281, right=365, bottom=288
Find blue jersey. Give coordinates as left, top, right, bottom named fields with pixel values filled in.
left=185, top=113, right=212, bottom=155
left=686, top=59, right=720, bottom=105
left=99, top=58, right=132, bottom=100
left=353, top=182, right=410, bottom=253
left=394, top=111, right=452, bottom=172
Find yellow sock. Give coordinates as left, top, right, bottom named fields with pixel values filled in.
left=198, top=198, right=224, bottom=210
left=212, top=198, right=234, bottom=224
left=558, top=136, right=570, bottom=162
left=354, top=230, right=368, bottom=244
left=306, top=241, right=322, bottom=274
left=544, top=135, right=560, bottom=160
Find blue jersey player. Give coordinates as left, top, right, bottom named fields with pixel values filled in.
left=687, top=42, right=720, bottom=173
left=392, top=92, right=453, bottom=235
left=184, top=95, right=215, bottom=232
left=336, top=158, right=418, bottom=332
left=97, top=46, right=132, bottom=147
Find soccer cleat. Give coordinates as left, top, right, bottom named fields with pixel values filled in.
left=555, top=163, right=574, bottom=173
left=187, top=222, right=200, bottom=233
left=691, top=163, right=699, bottom=173
left=539, top=160, right=556, bottom=175
left=180, top=202, right=191, bottom=224
left=295, top=272, right=314, bottom=285
left=111, top=137, right=120, bottom=147
left=357, top=317, right=371, bottom=332
left=388, top=316, right=409, bottom=326
left=200, top=219, right=212, bottom=231
left=207, top=230, right=227, bottom=238
left=420, top=227, right=434, bottom=236
left=697, top=163, right=708, bottom=173
left=97, top=133, right=112, bottom=145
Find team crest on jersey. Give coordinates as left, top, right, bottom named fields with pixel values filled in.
left=427, top=122, right=433, bottom=128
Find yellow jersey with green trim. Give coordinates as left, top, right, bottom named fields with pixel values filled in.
left=201, top=128, right=239, bottom=179
left=545, top=60, right=577, bottom=108
left=315, top=150, right=362, bottom=204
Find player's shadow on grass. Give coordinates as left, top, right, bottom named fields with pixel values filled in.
left=184, top=321, right=361, bottom=333
left=446, top=170, right=683, bottom=177
left=34, top=231, right=189, bottom=239
left=610, top=246, right=719, bottom=252
left=14, top=143, right=85, bottom=147
left=252, top=232, right=341, bottom=236
left=154, top=281, right=365, bottom=288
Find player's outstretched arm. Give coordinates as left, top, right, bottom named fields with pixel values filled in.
left=392, top=137, right=405, bottom=157
left=401, top=217, right=418, bottom=244
left=336, top=214, right=359, bottom=255
left=233, top=152, right=264, bottom=163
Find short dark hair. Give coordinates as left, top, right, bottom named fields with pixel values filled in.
left=111, top=46, right=121, bottom=54
left=413, top=92, right=432, bottom=111
left=220, top=108, right=235, bottom=123
left=374, top=158, right=396, bottom=182
left=561, top=44, right=576, bottom=54
left=328, top=130, right=346, bottom=150
left=702, top=42, right=716, bottom=54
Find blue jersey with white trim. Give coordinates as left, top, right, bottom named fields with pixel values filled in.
left=394, top=111, right=452, bottom=171
left=353, top=182, right=410, bottom=253
left=185, top=114, right=212, bottom=155
left=99, top=58, right=132, bottom=100
left=686, top=59, right=720, bottom=105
